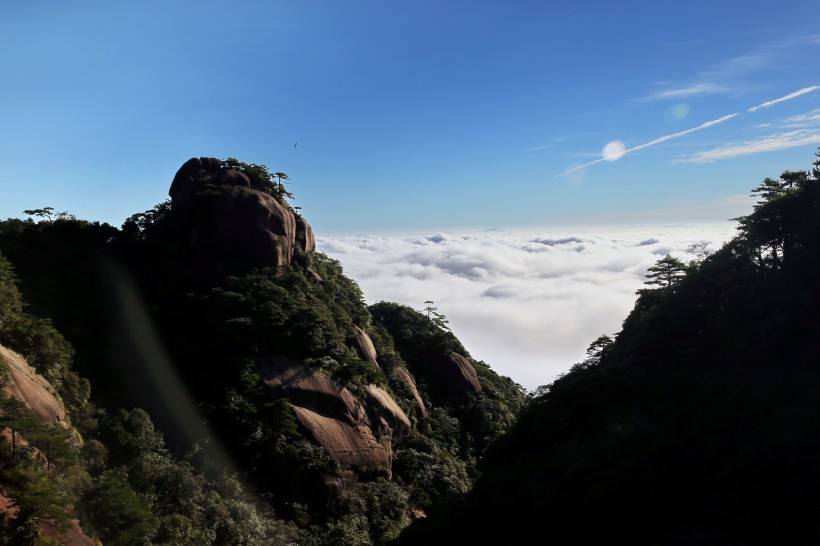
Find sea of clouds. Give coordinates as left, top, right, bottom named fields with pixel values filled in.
left=318, top=222, right=739, bottom=392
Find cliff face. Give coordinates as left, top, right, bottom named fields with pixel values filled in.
left=259, top=357, right=392, bottom=475
left=0, top=343, right=66, bottom=426
left=0, top=345, right=98, bottom=546
left=168, top=157, right=316, bottom=274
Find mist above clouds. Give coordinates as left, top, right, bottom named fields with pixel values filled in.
left=318, top=223, right=738, bottom=392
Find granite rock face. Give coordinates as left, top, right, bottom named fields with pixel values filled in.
left=169, top=157, right=315, bottom=274
left=353, top=325, right=380, bottom=369
left=419, top=352, right=482, bottom=405
left=258, top=358, right=393, bottom=476
left=295, top=215, right=316, bottom=254
left=0, top=344, right=66, bottom=426
left=394, top=367, right=428, bottom=419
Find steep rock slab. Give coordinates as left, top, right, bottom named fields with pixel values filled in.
left=258, top=358, right=390, bottom=474
left=449, top=353, right=482, bottom=393
left=0, top=344, right=66, bottom=426
left=39, top=518, right=98, bottom=546
left=416, top=352, right=481, bottom=406
left=394, top=367, right=427, bottom=419
left=258, top=357, right=364, bottom=422
left=363, top=384, right=411, bottom=437
left=290, top=406, right=389, bottom=471
left=295, top=216, right=316, bottom=254
left=353, top=325, right=380, bottom=369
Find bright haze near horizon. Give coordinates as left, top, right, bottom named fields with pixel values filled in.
left=2, top=1, right=819, bottom=390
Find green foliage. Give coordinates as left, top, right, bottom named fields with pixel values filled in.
left=80, top=470, right=156, bottom=546
left=0, top=393, right=80, bottom=531
left=0, top=253, right=23, bottom=322
left=369, top=301, right=465, bottom=369
left=221, top=158, right=294, bottom=201
left=302, top=478, right=410, bottom=546
left=370, top=301, right=525, bottom=456
left=422, top=301, right=449, bottom=331
left=120, top=200, right=173, bottom=242
left=393, top=435, right=471, bottom=509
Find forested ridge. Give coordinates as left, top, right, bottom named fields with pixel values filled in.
left=394, top=152, right=820, bottom=544
left=0, top=158, right=525, bottom=545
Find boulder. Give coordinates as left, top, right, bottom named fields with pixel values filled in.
left=307, top=268, right=324, bottom=283
left=169, top=157, right=315, bottom=274
left=0, top=344, right=66, bottom=426
left=215, top=168, right=251, bottom=189
left=169, top=156, right=224, bottom=201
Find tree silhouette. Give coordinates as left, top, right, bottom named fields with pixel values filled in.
left=274, top=172, right=289, bottom=194
left=685, top=240, right=713, bottom=262
left=644, top=254, right=686, bottom=288
left=422, top=301, right=450, bottom=331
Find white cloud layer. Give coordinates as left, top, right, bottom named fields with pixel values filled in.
left=318, top=223, right=739, bottom=392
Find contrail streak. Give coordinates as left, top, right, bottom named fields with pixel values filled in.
left=748, top=85, right=819, bottom=112
left=559, top=113, right=738, bottom=177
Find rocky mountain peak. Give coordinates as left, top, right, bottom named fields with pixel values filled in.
left=168, top=157, right=316, bottom=274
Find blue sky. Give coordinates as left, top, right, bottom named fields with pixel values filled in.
left=2, top=1, right=819, bottom=233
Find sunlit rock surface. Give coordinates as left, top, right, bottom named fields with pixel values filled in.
left=353, top=325, right=380, bottom=369
left=0, top=344, right=66, bottom=426
left=258, top=357, right=391, bottom=475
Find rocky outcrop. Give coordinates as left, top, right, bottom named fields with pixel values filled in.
left=39, top=518, right=98, bottom=546
left=448, top=353, right=482, bottom=393
left=363, top=384, right=411, bottom=437
left=0, top=352, right=95, bottom=546
left=0, top=344, right=66, bottom=426
left=417, top=352, right=481, bottom=406
left=0, top=488, right=96, bottom=546
left=290, top=406, right=388, bottom=470
left=258, top=358, right=390, bottom=475
left=295, top=216, right=316, bottom=254
left=394, top=367, right=427, bottom=419
left=169, top=157, right=315, bottom=274
left=353, top=325, right=380, bottom=369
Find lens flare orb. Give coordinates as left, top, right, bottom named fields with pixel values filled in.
left=602, top=140, right=626, bottom=161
